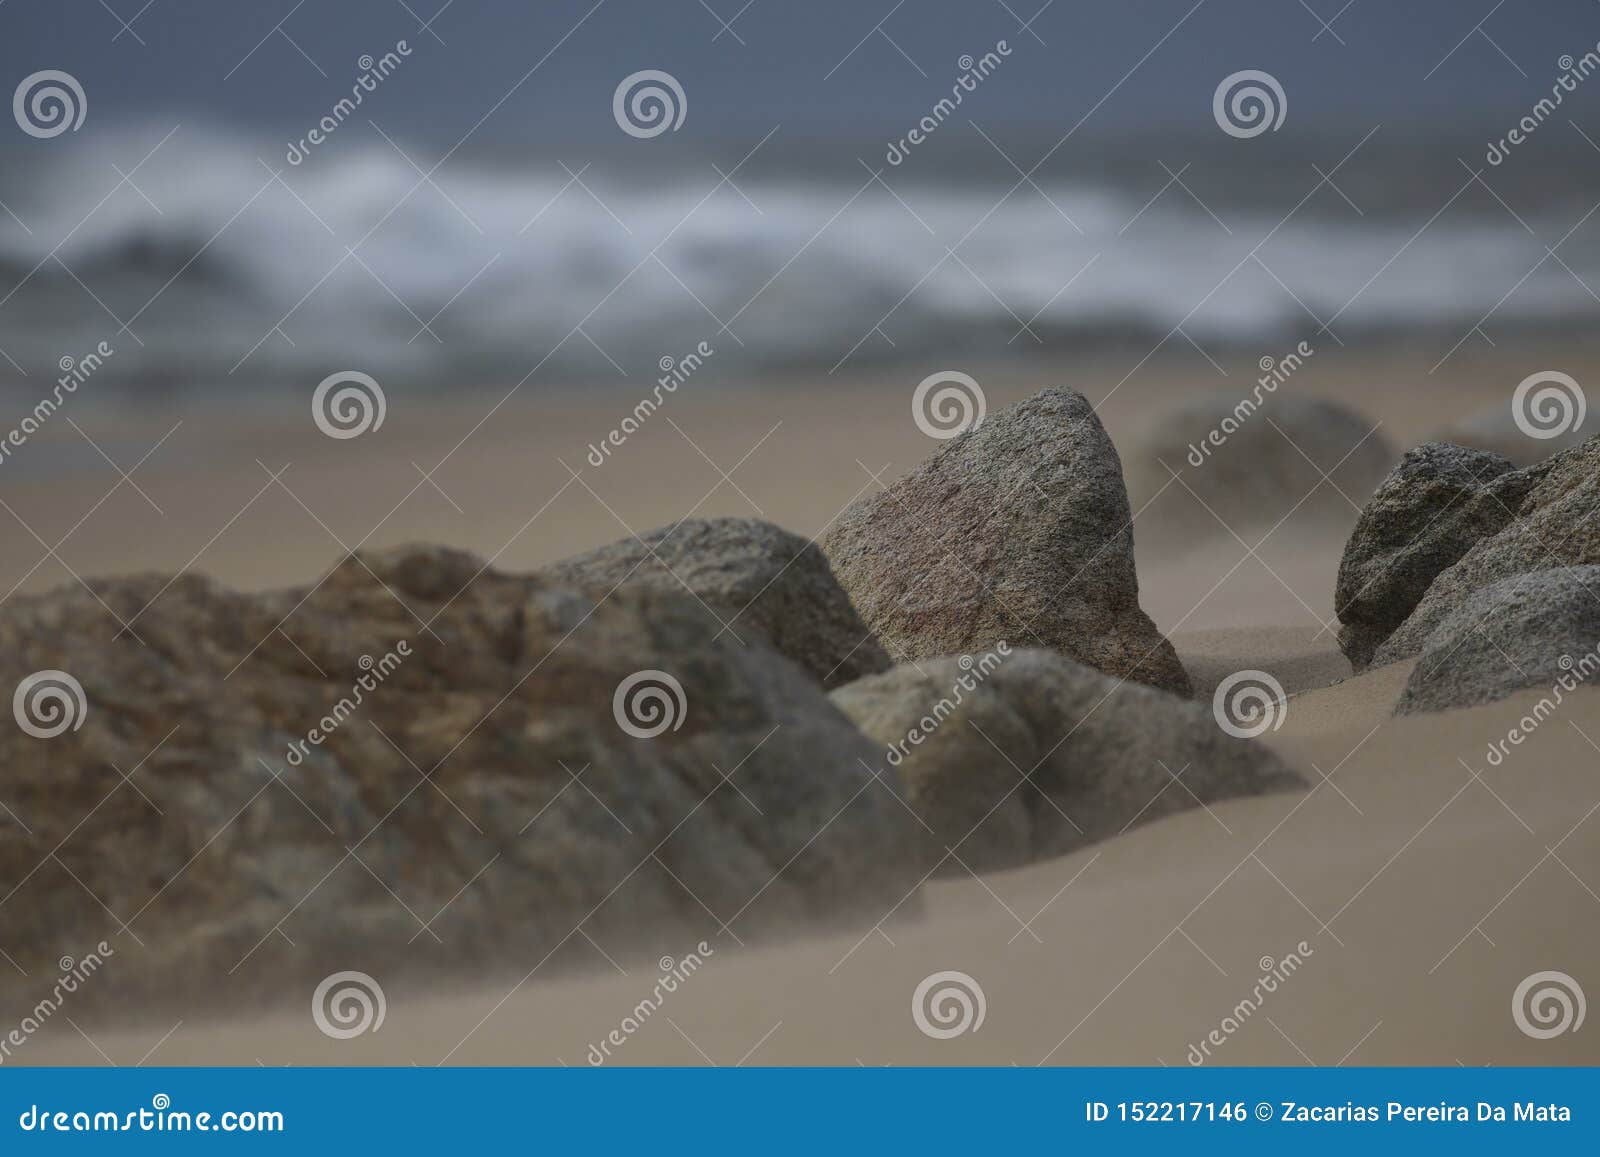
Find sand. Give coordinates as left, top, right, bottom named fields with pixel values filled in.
left=9, top=340, right=1600, bottom=1065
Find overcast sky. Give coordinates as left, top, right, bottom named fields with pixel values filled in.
left=4, top=0, right=1600, bottom=150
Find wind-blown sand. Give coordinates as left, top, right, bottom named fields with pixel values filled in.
left=9, top=343, right=1600, bottom=1066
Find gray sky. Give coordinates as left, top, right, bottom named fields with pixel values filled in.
left=4, top=0, right=1599, bottom=149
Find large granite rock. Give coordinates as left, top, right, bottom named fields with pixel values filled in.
left=1396, top=567, right=1600, bottom=714
left=1128, top=393, right=1393, bottom=542
left=542, top=517, right=888, bottom=690
left=820, top=389, right=1189, bottom=695
left=1334, top=443, right=1538, bottom=668
left=1371, top=437, right=1599, bottom=666
left=830, top=649, right=1301, bottom=874
left=0, top=547, right=922, bottom=1014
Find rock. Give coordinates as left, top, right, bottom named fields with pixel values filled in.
left=830, top=648, right=1301, bottom=874
left=1371, top=436, right=1599, bottom=666
left=1128, top=394, right=1393, bottom=542
left=820, top=388, right=1190, bottom=695
left=1395, top=567, right=1600, bottom=714
left=543, top=517, right=888, bottom=690
left=0, top=547, right=922, bottom=1013
left=1333, top=443, right=1536, bottom=668
left=1434, top=402, right=1600, bottom=468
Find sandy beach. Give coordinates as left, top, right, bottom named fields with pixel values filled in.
left=10, top=339, right=1600, bottom=1066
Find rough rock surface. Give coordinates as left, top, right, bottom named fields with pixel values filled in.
left=820, top=388, right=1190, bottom=695
left=1396, top=567, right=1600, bottom=714
left=543, top=517, right=888, bottom=690
left=0, top=547, right=922, bottom=1013
left=830, top=649, right=1301, bottom=874
left=1371, top=437, right=1600, bottom=666
left=1334, top=443, right=1537, bottom=668
left=1128, top=394, right=1393, bottom=541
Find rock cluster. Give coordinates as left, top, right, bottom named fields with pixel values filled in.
left=1334, top=434, right=1600, bottom=710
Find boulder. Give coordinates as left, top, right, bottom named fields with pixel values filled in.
left=1396, top=567, right=1600, bottom=714
left=542, top=517, right=888, bottom=690
left=820, top=388, right=1189, bottom=695
left=1371, top=436, right=1599, bottom=666
left=0, top=547, right=922, bottom=1013
left=1128, top=394, right=1393, bottom=542
left=1334, top=443, right=1537, bottom=668
left=830, top=648, right=1301, bottom=874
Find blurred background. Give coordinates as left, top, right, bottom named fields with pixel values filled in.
left=3, top=0, right=1600, bottom=607
left=3, top=0, right=1600, bottom=390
